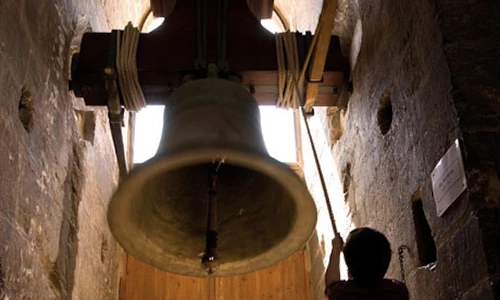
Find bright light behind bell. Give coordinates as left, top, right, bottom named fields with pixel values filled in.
left=133, top=105, right=297, bottom=164
left=260, top=18, right=281, bottom=34
left=144, top=16, right=165, bottom=33
left=133, top=105, right=165, bottom=163
left=259, top=106, right=297, bottom=162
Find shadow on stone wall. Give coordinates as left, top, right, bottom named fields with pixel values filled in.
left=49, top=145, right=83, bottom=299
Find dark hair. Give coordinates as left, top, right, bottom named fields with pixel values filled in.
left=343, top=227, right=392, bottom=287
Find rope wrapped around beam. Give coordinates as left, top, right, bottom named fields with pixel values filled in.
left=116, top=22, right=147, bottom=112
left=274, top=7, right=340, bottom=236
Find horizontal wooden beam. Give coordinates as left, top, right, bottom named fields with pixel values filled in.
left=70, top=0, right=349, bottom=107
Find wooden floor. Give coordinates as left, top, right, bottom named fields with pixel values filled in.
left=121, top=249, right=312, bottom=300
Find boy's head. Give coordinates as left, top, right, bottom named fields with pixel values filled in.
left=343, top=227, right=392, bottom=286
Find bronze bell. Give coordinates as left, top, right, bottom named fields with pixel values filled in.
left=107, top=78, right=317, bottom=277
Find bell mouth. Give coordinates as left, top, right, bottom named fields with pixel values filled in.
left=108, top=147, right=317, bottom=277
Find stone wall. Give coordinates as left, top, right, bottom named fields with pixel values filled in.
left=1, top=0, right=497, bottom=299
left=433, top=0, right=500, bottom=298
left=303, top=0, right=499, bottom=299
left=0, top=1, right=147, bottom=299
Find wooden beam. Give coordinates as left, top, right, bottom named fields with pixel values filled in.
left=70, top=0, right=349, bottom=108
left=305, top=0, right=339, bottom=110
left=240, top=71, right=343, bottom=106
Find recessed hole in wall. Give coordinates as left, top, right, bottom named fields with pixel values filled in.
left=411, top=189, right=437, bottom=267
left=377, top=89, right=392, bottom=135
left=327, top=107, right=345, bottom=143
left=342, top=162, right=352, bottom=202
left=101, top=236, right=109, bottom=264
left=74, top=110, right=96, bottom=143
left=19, top=87, right=34, bottom=132
left=337, top=80, right=352, bottom=110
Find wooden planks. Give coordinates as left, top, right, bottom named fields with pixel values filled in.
left=122, top=249, right=312, bottom=300
left=122, top=254, right=210, bottom=299
left=215, top=249, right=311, bottom=299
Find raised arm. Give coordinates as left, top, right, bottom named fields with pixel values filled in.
left=325, top=235, right=344, bottom=287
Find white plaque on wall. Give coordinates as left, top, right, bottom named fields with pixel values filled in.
left=431, top=139, right=467, bottom=217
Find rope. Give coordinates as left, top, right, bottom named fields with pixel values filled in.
left=299, top=101, right=339, bottom=236
left=276, top=33, right=286, bottom=105
left=116, top=22, right=147, bottom=111
left=138, top=7, right=152, bottom=32
left=273, top=6, right=290, bottom=33
left=275, top=23, right=322, bottom=109
left=273, top=8, right=339, bottom=235
left=276, top=30, right=339, bottom=236
left=285, top=32, right=300, bottom=108
left=275, top=31, right=301, bottom=109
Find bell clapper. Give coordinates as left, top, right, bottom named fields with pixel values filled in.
left=107, top=79, right=317, bottom=276
left=201, top=161, right=223, bottom=275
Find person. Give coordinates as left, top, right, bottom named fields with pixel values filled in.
left=324, top=227, right=409, bottom=299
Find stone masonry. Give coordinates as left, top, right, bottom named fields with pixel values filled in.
left=0, top=1, right=147, bottom=299
left=302, top=0, right=499, bottom=299
left=0, top=0, right=498, bottom=299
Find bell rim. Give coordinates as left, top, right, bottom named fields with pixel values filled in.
left=108, top=147, right=317, bottom=277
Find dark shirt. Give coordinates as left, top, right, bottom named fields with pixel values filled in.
left=325, top=278, right=409, bottom=300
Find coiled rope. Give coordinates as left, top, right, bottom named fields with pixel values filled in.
left=275, top=26, right=321, bottom=110
left=276, top=31, right=300, bottom=109
left=116, top=22, right=147, bottom=111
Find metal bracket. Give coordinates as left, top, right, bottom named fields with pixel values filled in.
left=104, top=30, right=128, bottom=180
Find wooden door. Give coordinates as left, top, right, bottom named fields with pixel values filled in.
left=121, top=249, right=312, bottom=300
